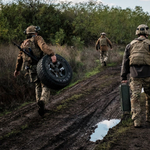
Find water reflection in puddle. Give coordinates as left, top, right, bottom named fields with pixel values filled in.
left=90, top=119, right=121, bottom=142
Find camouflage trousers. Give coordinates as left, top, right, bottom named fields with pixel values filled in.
left=29, top=65, right=50, bottom=104
left=99, top=50, right=108, bottom=63
left=130, top=77, right=150, bottom=122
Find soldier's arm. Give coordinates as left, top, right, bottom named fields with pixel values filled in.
left=106, top=38, right=112, bottom=49
left=121, top=44, right=130, bottom=81
left=14, top=51, right=23, bottom=77
left=95, top=38, right=100, bottom=50
left=15, top=51, right=23, bottom=72
left=36, top=36, right=55, bottom=56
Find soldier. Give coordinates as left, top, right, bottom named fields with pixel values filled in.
left=121, top=24, right=150, bottom=128
left=95, top=32, right=112, bottom=66
left=14, top=25, right=57, bottom=116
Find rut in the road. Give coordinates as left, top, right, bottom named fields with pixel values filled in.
left=0, top=65, right=122, bottom=150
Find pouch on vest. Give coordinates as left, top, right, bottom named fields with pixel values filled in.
left=100, top=38, right=107, bottom=46
left=130, top=39, right=150, bottom=65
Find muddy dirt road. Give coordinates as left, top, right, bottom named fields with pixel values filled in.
left=0, top=65, right=122, bottom=150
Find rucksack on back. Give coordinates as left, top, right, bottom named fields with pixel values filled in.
left=100, top=37, right=107, bottom=46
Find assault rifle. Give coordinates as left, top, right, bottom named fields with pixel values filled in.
left=12, top=41, right=39, bottom=62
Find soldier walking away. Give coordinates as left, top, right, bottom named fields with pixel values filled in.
left=121, top=24, right=150, bottom=128
left=95, top=32, right=113, bottom=66
left=14, top=25, right=57, bottom=116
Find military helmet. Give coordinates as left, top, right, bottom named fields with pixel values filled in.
left=101, top=32, right=106, bottom=35
left=135, top=24, right=150, bottom=35
left=24, top=25, right=40, bottom=35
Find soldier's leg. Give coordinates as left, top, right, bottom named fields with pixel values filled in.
left=143, top=77, right=150, bottom=122
left=100, top=51, right=104, bottom=66
left=28, top=66, right=48, bottom=116
left=35, top=81, right=42, bottom=102
left=34, top=80, right=45, bottom=116
left=103, top=51, right=108, bottom=63
left=130, top=77, right=142, bottom=127
left=37, top=83, right=50, bottom=116
left=40, top=83, right=50, bottom=104
left=29, top=67, right=41, bottom=103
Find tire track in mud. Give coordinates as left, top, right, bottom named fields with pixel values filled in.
left=0, top=65, right=122, bottom=150
left=44, top=87, right=121, bottom=150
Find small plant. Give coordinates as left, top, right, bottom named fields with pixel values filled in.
left=21, top=124, right=28, bottom=130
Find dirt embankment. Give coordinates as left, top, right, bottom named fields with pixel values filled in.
left=0, top=65, right=129, bottom=150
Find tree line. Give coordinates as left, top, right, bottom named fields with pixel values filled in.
left=0, top=0, right=150, bottom=46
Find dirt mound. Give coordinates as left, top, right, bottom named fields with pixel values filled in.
left=1, top=65, right=147, bottom=150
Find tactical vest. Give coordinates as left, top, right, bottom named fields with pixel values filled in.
left=100, top=37, right=107, bottom=46
left=21, top=36, right=43, bottom=70
left=129, top=38, right=150, bottom=66
left=28, top=36, right=43, bottom=60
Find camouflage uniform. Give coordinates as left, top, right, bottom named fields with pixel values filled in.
left=15, top=26, right=55, bottom=109
left=95, top=32, right=112, bottom=66
left=130, top=77, right=150, bottom=124
left=28, top=65, right=50, bottom=104
left=99, top=50, right=108, bottom=64
left=121, top=24, right=150, bottom=127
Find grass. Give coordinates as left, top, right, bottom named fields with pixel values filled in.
left=95, top=114, right=132, bottom=150
left=0, top=101, right=33, bottom=117
left=55, top=94, right=83, bottom=111
left=0, top=110, right=11, bottom=117
left=0, top=44, right=123, bottom=115
left=85, top=65, right=101, bottom=78
left=95, top=93, right=145, bottom=150
left=17, top=102, right=33, bottom=109
left=0, top=123, right=29, bottom=141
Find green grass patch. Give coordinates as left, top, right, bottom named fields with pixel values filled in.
left=0, top=101, right=33, bottom=117
left=107, top=62, right=117, bottom=67
left=21, top=124, right=28, bottom=130
left=56, top=80, right=81, bottom=95
left=0, top=110, right=11, bottom=117
left=0, top=129, right=21, bottom=141
left=17, top=102, right=33, bottom=109
left=55, top=94, right=83, bottom=111
left=85, top=66, right=102, bottom=78
left=0, top=123, right=29, bottom=141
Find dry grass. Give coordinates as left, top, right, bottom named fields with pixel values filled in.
left=0, top=43, right=123, bottom=113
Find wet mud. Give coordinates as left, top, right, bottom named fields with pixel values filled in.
left=0, top=65, right=123, bottom=150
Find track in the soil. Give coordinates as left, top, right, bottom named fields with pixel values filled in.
left=0, top=66, right=122, bottom=150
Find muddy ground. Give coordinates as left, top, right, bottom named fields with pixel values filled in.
left=0, top=65, right=150, bottom=150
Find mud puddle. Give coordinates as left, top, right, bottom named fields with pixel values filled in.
left=90, top=119, right=121, bottom=142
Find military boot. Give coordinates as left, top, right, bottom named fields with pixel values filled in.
left=38, top=100, right=45, bottom=116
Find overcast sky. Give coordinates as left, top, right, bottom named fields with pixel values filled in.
left=65, top=0, right=150, bottom=14
left=3, top=0, right=150, bottom=14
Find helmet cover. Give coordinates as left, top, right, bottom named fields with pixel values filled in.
left=135, top=24, right=150, bottom=35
